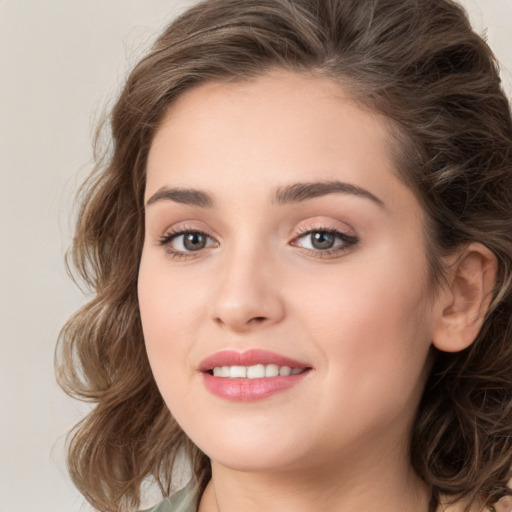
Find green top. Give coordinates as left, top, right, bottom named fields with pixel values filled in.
left=141, top=484, right=504, bottom=512
left=142, top=484, right=197, bottom=512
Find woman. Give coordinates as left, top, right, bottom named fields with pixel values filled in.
left=57, top=0, right=512, bottom=511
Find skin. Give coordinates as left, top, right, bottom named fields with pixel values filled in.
left=138, top=70, right=496, bottom=512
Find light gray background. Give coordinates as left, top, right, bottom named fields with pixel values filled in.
left=0, top=1, right=511, bottom=510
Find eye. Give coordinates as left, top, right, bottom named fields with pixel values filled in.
left=292, top=228, right=358, bottom=255
left=304, top=231, right=337, bottom=250
left=159, top=229, right=218, bottom=257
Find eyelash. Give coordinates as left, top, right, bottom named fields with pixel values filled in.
left=158, top=226, right=215, bottom=260
left=292, top=226, right=359, bottom=258
left=158, top=225, right=359, bottom=260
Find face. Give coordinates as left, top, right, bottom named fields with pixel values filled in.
left=138, top=70, right=440, bottom=475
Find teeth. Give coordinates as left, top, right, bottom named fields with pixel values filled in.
left=213, top=366, right=231, bottom=377
left=279, top=366, right=291, bottom=376
left=265, top=364, right=279, bottom=377
left=247, top=364, right=265, bottom=378
left=230, top=366, right=247, bottom=378
left=211, top=364, right=305, bottom=379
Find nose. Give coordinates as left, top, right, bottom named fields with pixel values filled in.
left=209, top=249, right=285, bottom=333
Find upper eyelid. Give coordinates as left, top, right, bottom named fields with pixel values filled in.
left=159, top=228, right=216, bottom=245
left=293, top=222, right=356, bottom=239
left=159, top=223, right=350, bottom=236
left=160, top=222, right=215, bottom=238
left=295, top=226, right=347, bottom=235
left=158, top=227, right=357, bottom=254
left=157, top=216, right=359, bottom=241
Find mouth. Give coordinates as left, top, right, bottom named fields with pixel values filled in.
left=208, top=364, right=307, bottom=378
left=199, top=348, right=311, bottom=377
left=199, top=349, right=312, bottom=401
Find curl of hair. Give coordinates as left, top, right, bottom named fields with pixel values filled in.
left=56, top=0, right=512, bottom=510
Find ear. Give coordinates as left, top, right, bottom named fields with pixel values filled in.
left=432, top=243, right=497, bottom=353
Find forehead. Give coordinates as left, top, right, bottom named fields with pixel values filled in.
left=145, top=70, right=413, bottom=213
left=150, top=70, right=392, bottom=155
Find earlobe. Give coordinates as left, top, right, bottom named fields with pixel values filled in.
left=432, top=243, right=497, bottom=353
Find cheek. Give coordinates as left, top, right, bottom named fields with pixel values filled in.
left=137, top=256, right=205, bottom=388
left=290, top=246, right=434, bottom=399
left=139, top=251, right=207, bottom=334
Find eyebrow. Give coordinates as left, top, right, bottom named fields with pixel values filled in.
left=145, top=180, right=384, bottom=209
left=146, top=187, right=214, bottom=208
left=273, top=181, right=385, bottom=207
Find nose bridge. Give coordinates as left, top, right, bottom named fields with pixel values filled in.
left=209, top=236, right=285, bottom=332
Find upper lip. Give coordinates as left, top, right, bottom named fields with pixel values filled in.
left=198, top=349, right=310, bottom=372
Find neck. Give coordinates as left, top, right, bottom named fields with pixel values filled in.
left=199, top=448, right=431, bottom=512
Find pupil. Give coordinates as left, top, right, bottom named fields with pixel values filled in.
left=311, top=231, right=335, bottom=250
left=184, top=233, right=206, bottom=251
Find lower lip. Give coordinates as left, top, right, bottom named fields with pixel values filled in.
left=202, top=371, right=309, bottom=401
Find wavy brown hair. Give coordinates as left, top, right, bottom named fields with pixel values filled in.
left=56, top=0, right=512, bottom=510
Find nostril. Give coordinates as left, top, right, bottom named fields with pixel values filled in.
left=250, top=316, right=267, bottom=324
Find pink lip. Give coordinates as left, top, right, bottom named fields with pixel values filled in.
left=198, top=349, right=308, bottom=372
left=199, top=349, right=311, bottom=402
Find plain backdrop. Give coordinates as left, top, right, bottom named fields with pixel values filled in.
left=0, top=1, right=511, bottom=510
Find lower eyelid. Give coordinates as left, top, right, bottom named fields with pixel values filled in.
left=157, top=226, right=357, bottom=258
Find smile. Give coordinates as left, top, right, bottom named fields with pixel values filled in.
left=200, top=349, right=312, bottom=401
left=211, top=364, right=306, bottom=378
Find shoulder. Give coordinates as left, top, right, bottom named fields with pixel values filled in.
left=438, top=497, right=512, bottom=512
left=141, top=484, right=198, bottom=512
left=493, top=496, right=512, bottom=512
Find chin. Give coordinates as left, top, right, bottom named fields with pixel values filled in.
left=207, top=447, right=306, bottom=474
left=188, top=424, right=313, bottom=473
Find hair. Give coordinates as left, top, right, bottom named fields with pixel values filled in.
left=56, top=0, right=512, bottom=510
